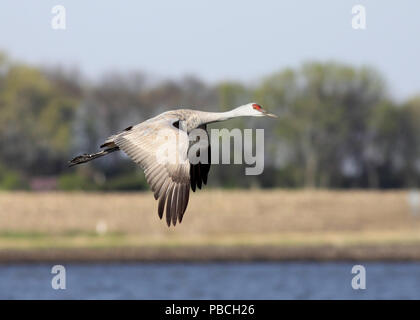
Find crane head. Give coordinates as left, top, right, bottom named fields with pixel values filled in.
left=249, top=103, right=277, bottom=118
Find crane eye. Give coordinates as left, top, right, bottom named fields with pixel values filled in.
left=252, top=103, right=262, bottom=111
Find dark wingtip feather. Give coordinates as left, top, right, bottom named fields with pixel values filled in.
left=158, top=193, right=167, bottom=220
left=166, top=186, right=174, bottom=227
left=190, top=165, right=196, bottom=192
left=171, top=185, right=178, bottom=227
left=196, top=165, right=202, bottom=189
left=176, top=185, right=185, bottom=225
left=179, top=185, right=190, bottom=223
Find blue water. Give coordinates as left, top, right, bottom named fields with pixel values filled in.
left=0, top=262, right=419, bottom=299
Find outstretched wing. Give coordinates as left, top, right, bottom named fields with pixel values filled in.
left=112, top=118, right=191, bottom=226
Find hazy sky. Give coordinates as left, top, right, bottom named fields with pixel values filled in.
left=1, top=0, right=419, bottom=100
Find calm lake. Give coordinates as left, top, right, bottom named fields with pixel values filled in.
left=0, top=262, right=419, bottom=299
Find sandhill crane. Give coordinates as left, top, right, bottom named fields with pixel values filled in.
left=69, top=103, right=277, bottom=226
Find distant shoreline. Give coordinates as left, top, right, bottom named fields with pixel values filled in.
left=2, top=191, right=420, bottom=264
left=2, top=244, right=420, bottom=263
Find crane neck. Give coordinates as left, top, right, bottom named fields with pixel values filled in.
left=197, top=108, right=242, bottom=125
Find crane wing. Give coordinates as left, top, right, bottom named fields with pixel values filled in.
left=189, top=125, right=211, bottom=192
left=113, top=118, right=191, bottom=226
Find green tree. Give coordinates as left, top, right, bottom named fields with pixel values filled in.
left=256, top=62, right=387, bottom=188
left=0, top=61, right=79, bottom=176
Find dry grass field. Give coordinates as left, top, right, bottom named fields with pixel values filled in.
left=1, top=190, right=420, bottom=255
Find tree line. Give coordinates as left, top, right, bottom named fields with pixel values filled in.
left=0, top=51, right=419, bottom=190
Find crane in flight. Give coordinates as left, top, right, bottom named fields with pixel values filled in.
left=69, top=103, right=277, bottom=226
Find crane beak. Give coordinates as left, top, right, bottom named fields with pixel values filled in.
left=265, top=113, right=278, bottom=118
left=262, top=109, right=278, bottom=118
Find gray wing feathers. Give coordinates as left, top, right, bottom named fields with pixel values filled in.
left=112, top=119, right=191, bottom=226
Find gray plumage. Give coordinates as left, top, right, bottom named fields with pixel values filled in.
left=68, top=104, right=276, bottom=226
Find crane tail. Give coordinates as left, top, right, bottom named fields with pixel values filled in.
left=68, top=147, right=119, bottom=167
